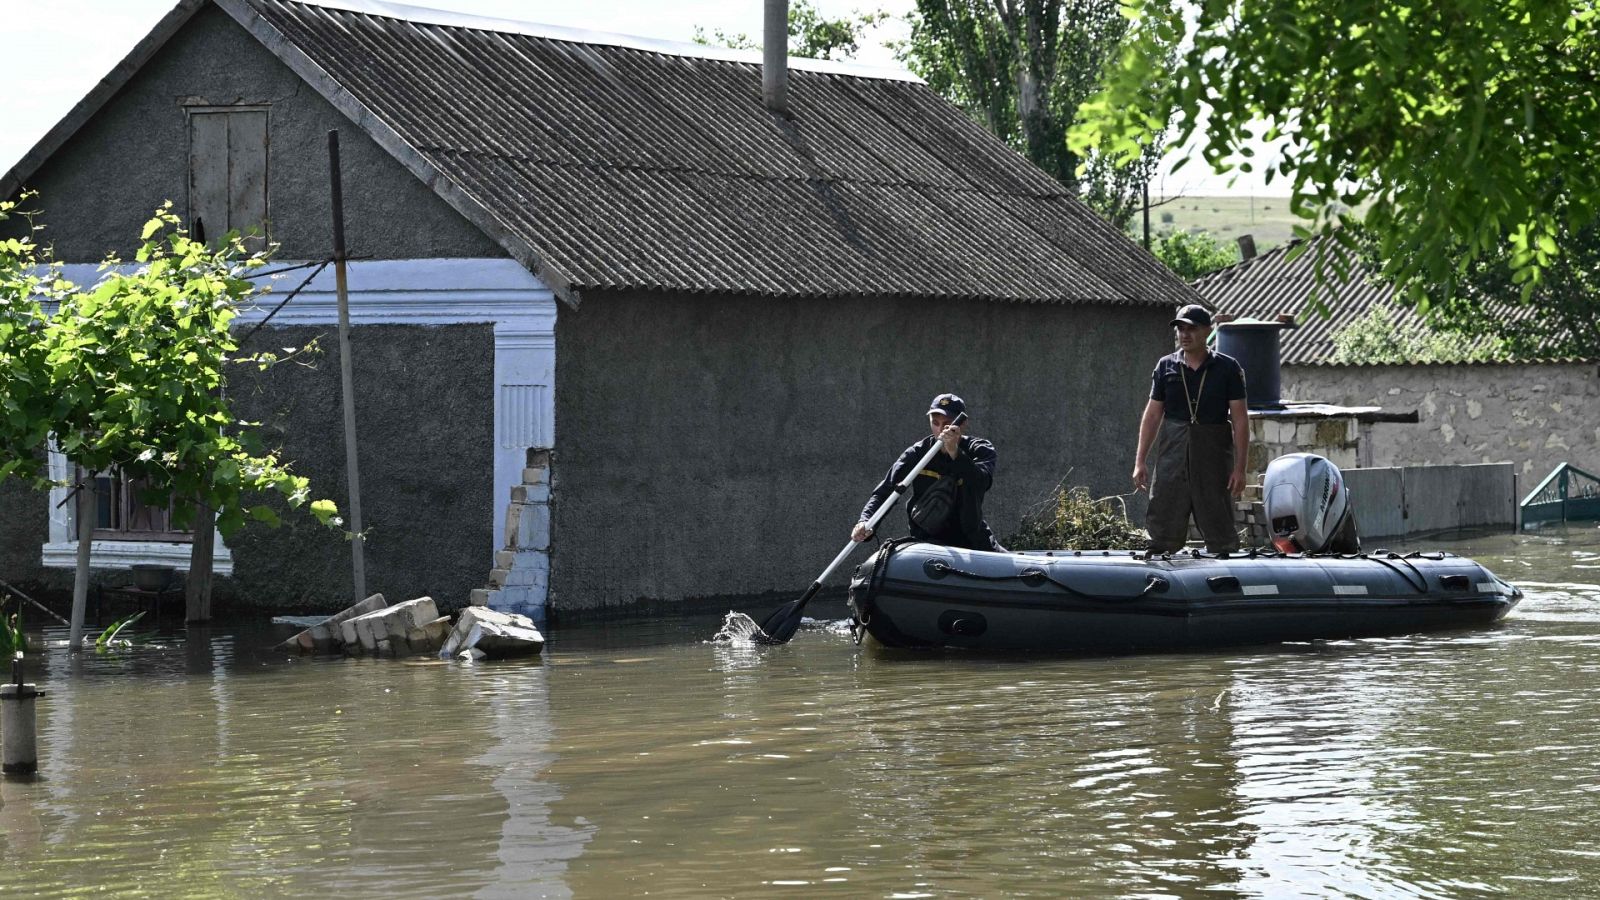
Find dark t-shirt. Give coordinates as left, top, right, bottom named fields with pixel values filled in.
left=1150, top=350, right=1248, bottom=424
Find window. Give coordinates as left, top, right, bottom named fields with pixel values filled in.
left=83, top=468, right=191, bottom=543
left=186, top=106, right=269, bottom=247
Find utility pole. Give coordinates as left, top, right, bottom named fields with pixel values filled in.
left=328, top=130, right=367, bottom=603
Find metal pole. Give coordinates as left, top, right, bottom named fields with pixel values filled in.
left=1142, top=180, right=1151, bottom=251
left=328, top=130, right=367, bottom=602
left=762, top=0, right=788, bottom=113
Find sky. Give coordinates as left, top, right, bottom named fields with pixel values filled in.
left=2, top=0, right=1283, bottom=198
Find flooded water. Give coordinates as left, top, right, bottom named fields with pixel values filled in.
left=3, top=528, right=1599, bottom=898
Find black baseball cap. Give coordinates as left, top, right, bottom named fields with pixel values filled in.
left=927, top=393, right=966, bottom=419
left=1171, top=304, right=1214, bottom=328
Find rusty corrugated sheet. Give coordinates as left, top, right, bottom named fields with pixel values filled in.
left=240, top=0, right=1196, bottom=307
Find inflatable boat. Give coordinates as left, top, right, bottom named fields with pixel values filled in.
left=846, top=540, right=1522, bottom=651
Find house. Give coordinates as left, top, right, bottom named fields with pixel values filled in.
left=1197, top=237, right=1599, bottom=490
left=0, top=0, right=1197, bottom=618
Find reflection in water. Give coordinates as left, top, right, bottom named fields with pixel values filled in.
left=0, top=528, right=1597, bottom=897
left=470, top=665, right=593, bottom=899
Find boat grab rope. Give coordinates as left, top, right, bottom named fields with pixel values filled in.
left=922, top=560, right=1164, bottom=603
left=1365, top=554, right=1430, bottom=594
left=851, top=537, right=919, bottom=645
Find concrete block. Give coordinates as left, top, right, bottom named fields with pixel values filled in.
left=521, top=466, right=546, bottom=485
left=503, top=502, right=526, bottom=546
left=469, top=588, right=496, bottom=607
left=488, top=568, right=511, bottom=588
left=495, top=550, right=516, bottom=570
left=276, top=593, right=386, bottom=654
left=516, top=504, right=550, bottom=550
left=349, top=597, right=440, bottom=655
left=406, top=616, right=453, bottom=654
left=441, top=607, right=542, bottom=659
left=511, top=485, right=528, bottom=503
left=463, top=620, right=545, bottom=658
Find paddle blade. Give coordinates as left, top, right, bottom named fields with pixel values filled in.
left=753, top=583, right=821, bottom=645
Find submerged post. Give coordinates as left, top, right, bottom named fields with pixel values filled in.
left=1, top=656, right=40, bottom=776
left=328, top=130, right=367, bottom=603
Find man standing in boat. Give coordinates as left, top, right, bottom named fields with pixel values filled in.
left=1132, top=305, right=1250, bottom=554
left=852, top=393, right=1004, bottom=551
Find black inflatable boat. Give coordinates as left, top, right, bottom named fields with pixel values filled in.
left=846, top=541, right=1522, bottom=651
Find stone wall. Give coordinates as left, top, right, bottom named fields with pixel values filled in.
left=1282, top=363, right=1600, bottom=487
left=550, top=291, right=1173, bottom=613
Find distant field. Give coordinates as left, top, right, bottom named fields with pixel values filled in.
left=1134, top=194, right=1304, bottom=253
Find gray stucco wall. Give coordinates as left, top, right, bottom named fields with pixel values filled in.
left=223, top=324, right=496, bottom=612
left=5, top=4, right=504, bottom=263
left=1284, top=362, right=1600, bottom=485
left=0, top=467, right=53, bottom=596
left=550, top=292, right=1171, bottom=612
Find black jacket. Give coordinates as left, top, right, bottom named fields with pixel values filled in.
left=859, top=434, right=1001, bottom=551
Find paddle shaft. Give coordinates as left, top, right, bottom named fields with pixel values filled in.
left=801, top=412, right=966, bottom=594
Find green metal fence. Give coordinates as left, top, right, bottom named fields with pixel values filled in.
left=1520, top=463, right=1600, bottom=528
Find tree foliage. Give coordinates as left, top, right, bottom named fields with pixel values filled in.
left=1329, top=305, right=1506, bottom=365
left=0, top=202, right=338, bottom=536
left=896, top=0, right=1177, bottom=228
left=694, top=0, right=889, bottom=61
left=1151, top=229, right=1239, bottom=280
left=0, top=196, right=61, bottom=484
left=1072, top=0, right=1600, bottom=310
left=1417, top=218, right=1600, bottom=359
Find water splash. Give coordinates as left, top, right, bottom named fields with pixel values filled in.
left=710, top=611, right=766, bottom=644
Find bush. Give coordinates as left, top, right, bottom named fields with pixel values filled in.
left=1160, top=211, right=1175, bottom=224
left=1006, top=482, right=1150, bottom=551
left=1329, top=305, right=1507, bottom=363
left=1152, top=229, right=1240, bottom=280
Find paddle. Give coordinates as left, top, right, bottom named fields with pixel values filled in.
left=754, top=412, right=967, bottom=644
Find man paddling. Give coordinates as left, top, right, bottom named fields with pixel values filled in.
left=852, top=393, right=1004, bottom=551
left=1132, top=304, right=1250, bottom=554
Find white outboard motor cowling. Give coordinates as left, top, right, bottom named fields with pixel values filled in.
left=1262, top=453, right=1360, bottom=554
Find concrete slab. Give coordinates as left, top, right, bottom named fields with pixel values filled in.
left=276, top=593, right=386, bottom=654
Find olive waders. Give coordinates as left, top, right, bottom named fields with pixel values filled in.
left=1146, top=418, right=1239, bottom=553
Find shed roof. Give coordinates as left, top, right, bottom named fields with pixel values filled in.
left=2, top=0, right=1197, bottom=310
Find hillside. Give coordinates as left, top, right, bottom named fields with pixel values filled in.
left=1137, top=194, right=1302, bottom=252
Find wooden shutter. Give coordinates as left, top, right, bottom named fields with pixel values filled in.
left=187, top=107, right=269, bottom=247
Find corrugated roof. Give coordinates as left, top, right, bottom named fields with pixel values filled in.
left=1193, top=236, right=1574, bottom=365
left=214, top=0, right=1197, bottom=308
left=1193, top=238, right=1402, bottom=364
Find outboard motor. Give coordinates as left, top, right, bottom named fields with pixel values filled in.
left=1262, top=453, right=1360, bottom=554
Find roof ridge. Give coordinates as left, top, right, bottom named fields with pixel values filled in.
left=269, top=0, right=922, bottom=82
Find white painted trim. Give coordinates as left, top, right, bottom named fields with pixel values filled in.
left=41, top=541, right=234, bottom=575
left=288, top=0, right=920, bottom=82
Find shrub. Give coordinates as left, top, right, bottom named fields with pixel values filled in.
left=1006, top=483, right=1150, bottom=551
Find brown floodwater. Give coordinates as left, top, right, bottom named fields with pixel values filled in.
left=2, top=527, right=1599, bottom=898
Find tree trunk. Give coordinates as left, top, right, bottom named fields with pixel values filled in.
left=186, top=487, right=215, bottom=624
left=69, top=478, right=94, bottom=650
